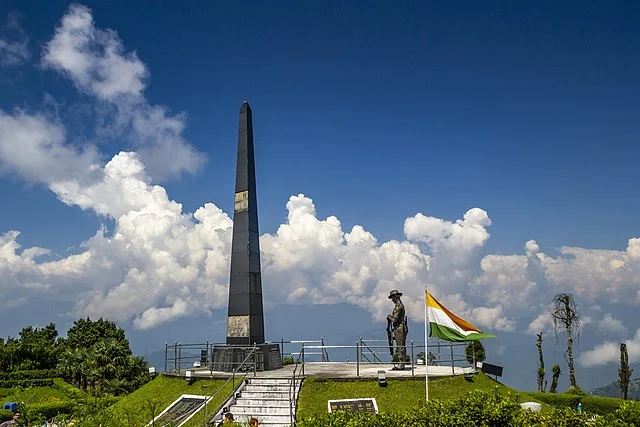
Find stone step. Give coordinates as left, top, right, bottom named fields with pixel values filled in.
left=242, top=384, right=293, bottom=392
left=234, top=398, right=292, bottom=407
left=240, top=391, right=291, bottom=399
left=225, top=414, right=293, bottom=425
left=248, top=378, right=293, bottom=385
left=232, top=405, right=291, bottom=415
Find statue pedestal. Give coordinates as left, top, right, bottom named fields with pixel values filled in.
left=211, top=343, right=282, bottom=372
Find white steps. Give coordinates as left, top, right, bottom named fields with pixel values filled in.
left=224, top=377, right=300, bottom=427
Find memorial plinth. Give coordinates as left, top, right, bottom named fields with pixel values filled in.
left=211, top=343, right=282, bottom=372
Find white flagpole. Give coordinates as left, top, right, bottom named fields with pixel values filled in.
left=424, top=285, right=429, bottom=402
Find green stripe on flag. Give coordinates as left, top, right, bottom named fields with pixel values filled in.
left=429, top=322, right=495, bottom=342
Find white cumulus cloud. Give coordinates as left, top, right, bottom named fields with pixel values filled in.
left=42, top=4, right=204, bottom=181
left=580, top=327, right=640, bottom=367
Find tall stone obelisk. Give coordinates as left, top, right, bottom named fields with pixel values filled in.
left=226, top=101, right=265, bottom=345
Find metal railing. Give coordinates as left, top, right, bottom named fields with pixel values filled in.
left=164, top=337, right=473, bottom=379
left=296, top=338, right=472, bottom=378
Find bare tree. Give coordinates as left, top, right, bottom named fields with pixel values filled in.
left=550, top=293, right=580, bottom=389
left=619, top=342, right=633, bottom=400
left=536, top=332, right=546, bottom=392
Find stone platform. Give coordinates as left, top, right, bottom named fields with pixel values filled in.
left=185, top=362, right=473, bottom=379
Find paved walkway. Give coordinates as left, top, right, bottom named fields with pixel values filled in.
left=185, top=362, right=473, bottom=379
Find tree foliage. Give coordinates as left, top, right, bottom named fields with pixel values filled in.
left=465, top=341, right=486, bottom=364
left=0, top=318, right=149, bottom=396
left=57, top=318, right=149, bottom=396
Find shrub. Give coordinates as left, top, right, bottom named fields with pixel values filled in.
left=297, top=389, right=638, bottom=427
left=29, top=401, right=76, bottom=419
left=526, top=392, right=636, bottom=416
left=0, top=409, right=12, bottom=422
left=283, top=356, right=299, bottom=365
left=52, top=378, right=86, bottom=399
left=0, top=379, right=54, bottom=388
left=0, top=369, right=58, bottom=380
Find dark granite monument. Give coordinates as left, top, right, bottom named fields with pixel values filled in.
left=211, top=101, right=282, bottom=372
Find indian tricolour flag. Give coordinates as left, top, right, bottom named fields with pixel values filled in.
left=426, top=291, right=495, bottom=342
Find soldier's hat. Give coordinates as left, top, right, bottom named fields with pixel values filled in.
left=388, top=289, right=403, bottom=299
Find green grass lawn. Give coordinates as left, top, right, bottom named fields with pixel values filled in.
left=0, top=378, right=84, bottom=405
left=296, top=373, right=543, bottom=420
left=108, top=375, right=235, bottom=426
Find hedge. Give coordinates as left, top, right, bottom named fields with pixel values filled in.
left=297, top=389, right=640, bottom=427
left=0, top=379, right=54, bottom=388
left=0, top=369, right=58, bottom=380
left=526, top=392, right=636, bottom=416
left=0, top=409, right=12, bottom=422
left=52, top=378, right=86, bottom=399
left=29, top=401, right=76, bottom=419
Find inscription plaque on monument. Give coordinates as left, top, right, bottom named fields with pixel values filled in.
left=327, top=398, right=378, bottom=413
left=151, top=394, right=208, bottom=426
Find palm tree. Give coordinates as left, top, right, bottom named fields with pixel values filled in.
left=550, top=293, right=580, bottom=389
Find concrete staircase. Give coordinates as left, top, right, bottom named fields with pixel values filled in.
left=226, top=378, right=300, bottom=427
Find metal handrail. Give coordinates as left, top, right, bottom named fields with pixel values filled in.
left=232, top=344, right=258, bottom=390
left=289, top=363, right=299, bottom=426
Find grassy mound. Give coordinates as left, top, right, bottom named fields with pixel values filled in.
left=297, top=372, right=540, bottom=419
left=107, top=374, right=235, bottom=426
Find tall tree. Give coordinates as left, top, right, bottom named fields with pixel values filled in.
left=619, top=342, right=633, bottom=400
left=465, top=341, right=486, bottom=365
left=550, top=293, right=580, bottom=389
left=536, top=332, right=546, bottom=393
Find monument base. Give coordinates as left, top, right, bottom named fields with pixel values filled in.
left=211, top=343, right=282, bottom=372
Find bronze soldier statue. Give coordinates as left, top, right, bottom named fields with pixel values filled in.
left=387, top=289, right=408, bottom=370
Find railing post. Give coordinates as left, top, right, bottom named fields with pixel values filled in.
left=281, top=338, right=284, bottom=363
left=301, top=342, right=305, bottom=376
left=450, top=342, right=455, bottom=375
left=356, top=340, right=360, bottom=378
left=437, top=338, right=441, bottom=364
left=471, top=341, right=475, bottom=371
left=174, top=341, right=178, bottom=372
left=164, top=342, right=168, bottom=373
left=321, top=337, right=325, bottom=362
left=254, top=344, right=257, bottom=377
left=210, top=343, right=214, bottom=375
left=411, top=340, right=415, bottom=377
left=178, top=343, right=182, bottom=374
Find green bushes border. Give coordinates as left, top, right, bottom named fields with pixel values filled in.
left=0, top=369, right=58, bottom=380
left=0, top=379, right=54, bottom=388
left=0, top=409, right=13, bottom=422
left=526, top=392, right=633, bottom=415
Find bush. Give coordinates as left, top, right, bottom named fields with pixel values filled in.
left=0, top=369, right=58, bottom=380
left=29, top=401, right=76, bottom=419
left=298, top=389, right=640, bottom=427
left=526, top=392, right=635, bottom=416
left=52, top=378, right=86, bottom=399
left=283, top=356, right=299, bottom=365
left=0, top=409, right=12, bottom=422
left=0, top=379, right=54, bottom=388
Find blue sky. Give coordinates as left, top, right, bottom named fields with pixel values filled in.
left=1, top=1, right=639, bottom=391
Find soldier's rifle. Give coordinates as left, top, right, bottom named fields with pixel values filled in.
left=386, top=318, right=394, bottom=356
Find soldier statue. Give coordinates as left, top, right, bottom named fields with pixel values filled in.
left=387, top=289, right=408, bottom=370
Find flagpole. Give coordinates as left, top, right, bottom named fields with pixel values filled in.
left=424, top=285, right=429, bottom=402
